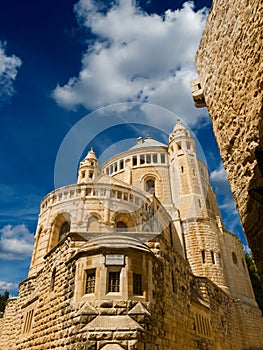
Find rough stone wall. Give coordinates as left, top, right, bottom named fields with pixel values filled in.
left=194, top=0, right=263, bottom=280
left=183, top=219, right=229, bottom=290
left=1, top=232, right=263, bottom=349
left=221, top=230, right=255, bottom=302
left=0, top=298, right=18, bottom=349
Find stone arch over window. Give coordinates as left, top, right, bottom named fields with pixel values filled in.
left=115, top=212, right=136, bottom=232
left=140, top=174, right=161, bottom=196
left=49, top=213, right=71, bottom=251
left=87, top=214, right=101, bottom=232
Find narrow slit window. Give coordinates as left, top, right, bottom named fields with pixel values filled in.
left=146, top=154, right=151, bottom=163
left=210, top=251, right=215, bottom=264
left=119, top=160, right=124, bottom=170
left=152, top=154, right=157, bottom=163
left=172, top=272, right=177, bottom=293
left=201, top=250, right=206, bottom=263
left=132, top=156, right=137, bottom=166
left=50, top=268, right=56, bottom=291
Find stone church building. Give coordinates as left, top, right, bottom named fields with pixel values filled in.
left=0, top=120, right=263, bottom=349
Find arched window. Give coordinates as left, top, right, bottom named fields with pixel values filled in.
left=59, top=221, right=70, bottom=241
left=116, top=221, right=128, bottom=232
left=145, top=179, right=155, bottom=194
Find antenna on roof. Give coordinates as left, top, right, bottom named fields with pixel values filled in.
left=146, top=129, right=151, bottom=139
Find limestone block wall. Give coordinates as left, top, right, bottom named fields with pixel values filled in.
left=182, top=219, right=229, bottom=290
left=220, top=230, right=256, bottom=303
left=194, top=0, right=263, bottom=280
left=0, top=298, right=18, bottom=350
left=29, top=183, right=154, bottom=276
left=1, top=231, right=263, bottom=349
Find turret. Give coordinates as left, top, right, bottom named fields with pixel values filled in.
left=168, top=120, right=229, bottom=291
left=168, top=120, right=203, bottom=218
left=77, top=148, right=99, bottom=184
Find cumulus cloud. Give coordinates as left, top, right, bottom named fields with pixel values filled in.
left=53, top=0, right=208, bottom=125
left=0, top=41, right=22, bottom=101
left=210, top=162, right=231, bottom=195
left=0, top=280, right=17, bottom=292
left=0, top=224, right=34, bottom=260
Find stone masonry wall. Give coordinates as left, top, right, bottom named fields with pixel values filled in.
left=1, top=233, right=263, bottom=349
left=0, top=298, right=18, bottom=349
left=194, top=0, right=263, bottom=281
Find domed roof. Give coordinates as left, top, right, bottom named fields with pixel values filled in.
left=129, top=136, right=167, bottom=150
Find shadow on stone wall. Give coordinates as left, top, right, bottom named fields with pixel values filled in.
left=246, top=104, right=263, bottom=285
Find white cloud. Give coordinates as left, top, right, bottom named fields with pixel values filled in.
left=0, top=224, right=34, bottom=260
left=53, top=0, right=209, bottom=125
left=0, top=280, right=17, bottom=292
left=0, top=41, right=22, bottom=101
left=210, top=162, right=230, bottom=194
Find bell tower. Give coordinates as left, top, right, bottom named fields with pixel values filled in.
left=77, top=148, right=99, bottom=184
left=168, top=120, right=229, bottom=292
left=168, top=120, right=204, bottom=219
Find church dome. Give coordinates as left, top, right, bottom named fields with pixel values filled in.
left=129, top=136, right=167, bottom=151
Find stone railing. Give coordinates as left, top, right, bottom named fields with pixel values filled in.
left=40, top=183, right=152, bottom=214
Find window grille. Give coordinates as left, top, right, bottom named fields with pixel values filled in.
left=22, top=309, right=34, bottom=334
left=86, top=269, right=96, bottom=294
left=108, top=271, right=120, bottom=292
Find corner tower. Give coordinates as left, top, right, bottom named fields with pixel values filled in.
left=168, top=120, right=229, bottom=291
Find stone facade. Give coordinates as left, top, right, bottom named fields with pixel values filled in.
left=1, top=120, right=263, bottom=349
left=192, top=0, right=263, bottom=282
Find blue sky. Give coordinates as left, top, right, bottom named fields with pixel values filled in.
left=0, top=0, right=246, bottom=295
